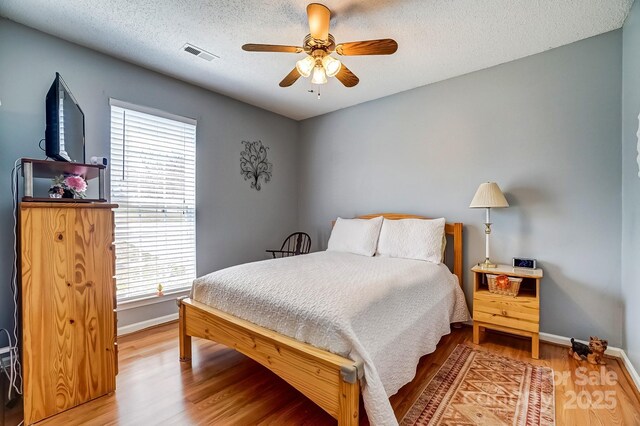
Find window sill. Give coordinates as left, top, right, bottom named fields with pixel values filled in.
left=116, top=289, right=190, bottom=311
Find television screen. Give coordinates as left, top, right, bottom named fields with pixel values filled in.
left=45, top=73, right=85, bottom=163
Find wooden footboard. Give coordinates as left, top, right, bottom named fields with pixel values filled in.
left=178, top=297, right=361, bottom=425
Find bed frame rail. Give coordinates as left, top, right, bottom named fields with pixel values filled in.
left=178, top=297, right=361, bottom=425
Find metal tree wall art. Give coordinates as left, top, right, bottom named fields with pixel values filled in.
left=240, top=140, right=273, bottom=190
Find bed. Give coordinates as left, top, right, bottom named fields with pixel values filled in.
left=178, top=213, right=468, bottom=425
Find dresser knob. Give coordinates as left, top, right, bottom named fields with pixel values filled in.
left=501, top=310, right=507, bottom=316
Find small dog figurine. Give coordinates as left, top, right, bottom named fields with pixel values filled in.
left=569, top=336, right=608, bottom=365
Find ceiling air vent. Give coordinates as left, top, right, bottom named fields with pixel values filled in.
left=182, top=43, right=218, bottom=61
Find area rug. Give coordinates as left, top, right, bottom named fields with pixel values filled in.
left=400, top=344, right=555, bottom=425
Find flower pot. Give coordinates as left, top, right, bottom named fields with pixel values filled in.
left=62, top=189, right=74, bottom=199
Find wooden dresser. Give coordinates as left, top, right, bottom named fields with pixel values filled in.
left=472, top=264, right=543, bottom=359
left=20, top=202, right=118, bottom=425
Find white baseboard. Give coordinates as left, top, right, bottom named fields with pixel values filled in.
left=538, top=332, right=624, bottom=357
left=618, top=348, right=640, bottom=392
left=117, top=313, right=178, bottom=336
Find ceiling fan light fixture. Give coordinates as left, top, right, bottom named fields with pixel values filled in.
left=242, top=3, right=398, bottom=89
left=296, top=55, right=315, bottom=77
left=322, top=55, right=341, bottom=77
left=311, top=65, right=327, bottom=84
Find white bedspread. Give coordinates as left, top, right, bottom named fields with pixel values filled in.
left=191, top=251, right=470, bottom=426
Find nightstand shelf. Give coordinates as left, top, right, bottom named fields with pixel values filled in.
left=472, top=264, right=543, bottom=359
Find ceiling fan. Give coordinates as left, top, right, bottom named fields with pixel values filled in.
left=242, top=3, right=398, bottom=88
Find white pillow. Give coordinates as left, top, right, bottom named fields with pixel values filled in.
left=376, top=218, right=446, bottom=263
left=327, top=216, right=383, bottom=256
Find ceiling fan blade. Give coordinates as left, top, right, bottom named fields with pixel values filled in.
left=336, top=39, right=398, bottom=56
left=307, top=3, right=330, bottom=40
left=279, top=68, right=302, bottom=87
left=335, top=64, right=359, bottom=87
left=242, top=44, right=303, bottom=53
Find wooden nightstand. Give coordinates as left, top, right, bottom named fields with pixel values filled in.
left=472, top=264, right=543, bottom=359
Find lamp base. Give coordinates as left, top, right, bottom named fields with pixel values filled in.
left=477, top=258, right=497, bottom=269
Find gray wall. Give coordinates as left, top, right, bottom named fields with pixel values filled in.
left=298, top=31, right=623, bottom=345
left=622, top=0, right=640, bottom=370
left=0, top=19, right=299, bottom=332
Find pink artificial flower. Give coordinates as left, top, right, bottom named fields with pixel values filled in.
left=64, top=175, right=87, bottom=193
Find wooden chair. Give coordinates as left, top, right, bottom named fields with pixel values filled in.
left=266, top=232, right=311, bottom=258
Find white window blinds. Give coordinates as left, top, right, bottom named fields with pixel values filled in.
left=110, top=100, right=196, bottom=302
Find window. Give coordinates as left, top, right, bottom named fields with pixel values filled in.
left=110, top=99, right=196, bottom=302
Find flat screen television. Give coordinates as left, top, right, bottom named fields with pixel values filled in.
left=45, top=73, right=85, bottom=162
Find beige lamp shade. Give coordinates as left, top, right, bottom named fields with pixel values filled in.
left=469, top=182, right=509, bottom=208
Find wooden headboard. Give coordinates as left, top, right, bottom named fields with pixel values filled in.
left=350, top=213, right=464, bottom=288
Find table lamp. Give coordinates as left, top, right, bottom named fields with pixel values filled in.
left=469, top=182, right=509, bottom=268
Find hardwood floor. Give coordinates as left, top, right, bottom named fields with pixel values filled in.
left=6, top=322, right=640, bottom=425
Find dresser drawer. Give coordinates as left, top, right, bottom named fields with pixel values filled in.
left=473, top=310, right=539, bottom=333
left=473, top=297, right=539, bottom=323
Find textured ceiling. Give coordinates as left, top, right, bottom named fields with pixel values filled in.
left=0, top=0, right=633, bottom=120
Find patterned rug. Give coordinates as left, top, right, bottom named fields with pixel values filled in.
left=401, top=344, right=555, bottom=425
